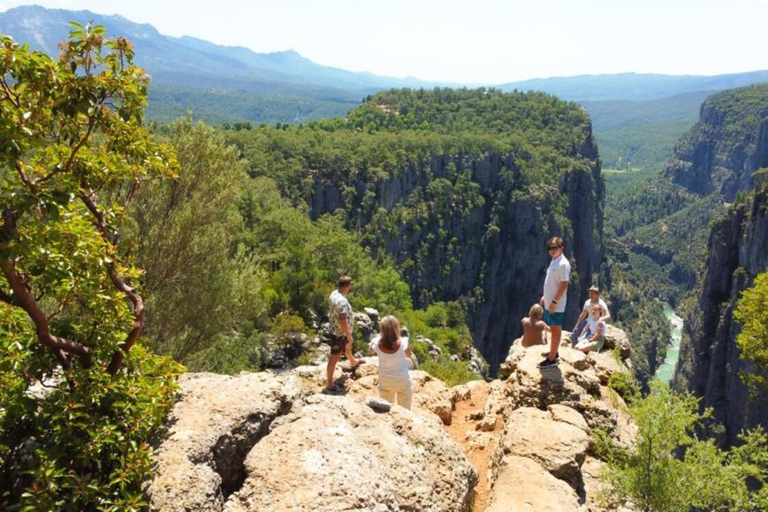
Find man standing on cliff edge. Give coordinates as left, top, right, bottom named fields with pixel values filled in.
left=539, top=237, right=571, bottom=368
left=325, top=275, right=361, bottom=393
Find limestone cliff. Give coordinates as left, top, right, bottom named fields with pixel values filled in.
left=146, top=327, right=636, bottom=511
left=674, top=181, right=768, bottom=446
left=664, top=84, right=768, bottom=200
left=308, top=148, right=603, bottom=373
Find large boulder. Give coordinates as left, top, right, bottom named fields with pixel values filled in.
left=410, top=370, right=459, bottom=425
left=603, top=324, right=632, bottom=360
left=503, top=344, right=602, bottom=408
left=492, top=407, right=591, bottom=490
left=149, top=371, right=477, bottom=512
left=223, top=394, right=477, bottom=512
left=147, top=373, right=308, bottom=512
left=487, top=455, right=581, bottom=512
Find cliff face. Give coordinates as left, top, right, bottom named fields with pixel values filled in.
left=674, top=184, right=768, bottom=446
left=308, top=143, right=603, bottom=373
left=664, top=85, right=768, bottom=201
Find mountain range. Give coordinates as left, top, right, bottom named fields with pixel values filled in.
left=2, top=3, right=768, bottom=155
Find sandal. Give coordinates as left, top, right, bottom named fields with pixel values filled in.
left=322, top=383, right=345, bottom=394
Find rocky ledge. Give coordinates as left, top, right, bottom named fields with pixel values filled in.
left=147, top=328, right=636, bottom=511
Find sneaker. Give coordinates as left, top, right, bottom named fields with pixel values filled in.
left=538, top=356, right=559, bottom=368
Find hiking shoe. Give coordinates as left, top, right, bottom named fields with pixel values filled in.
left=538, top=356, right=559, bottom=368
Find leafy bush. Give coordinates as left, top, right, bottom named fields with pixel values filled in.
left=598, top=380, right=768, bottom=511
left=607, top=371, right=640, bottom=404
left=734, top=270, right=768, bottom=395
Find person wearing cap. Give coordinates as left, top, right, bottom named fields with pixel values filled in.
left=572, top=285, right=610, bottom=341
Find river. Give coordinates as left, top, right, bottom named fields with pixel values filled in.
left=656, top=305, right=683, bottom=382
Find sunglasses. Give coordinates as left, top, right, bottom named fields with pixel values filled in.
left=547, top=246, right=561, bottom=251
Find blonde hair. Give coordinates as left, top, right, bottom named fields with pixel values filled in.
left=591, top=304, right=603, bottom=315
left=529, top=303, right=543, bottom=321
left=379, top=315, right=401, bottom=351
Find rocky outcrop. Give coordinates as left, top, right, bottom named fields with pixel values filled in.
left=664, top=85, right=768, bottom=201
left=674, top=183, right=768, bottom=446
left=147, top=368, right=476, bottom=511
left=148, top=326, right=637, bottom=511
left=466, top=331, right=636, bottom=510
left=308, top=147, right=603, bottom=374
left=224, top=395, right=476, bottom=512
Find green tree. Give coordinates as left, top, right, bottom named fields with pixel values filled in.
left=598, top=381, right=768, bottom=511
left=0, top=24, right=181, bottom=509
left=124, top=118, right=265, bottom=361
left=734, top=270, right=768, bottom=395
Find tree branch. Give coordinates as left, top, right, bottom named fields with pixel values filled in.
left=1, top=210, right=92, bottom=364
left=0, top=285, right=13, bottom=305
left=64, top=117, right=95, bottom=175
left=15, top=161, right=35, bottom=192
left=78, top=190, right=144, bottom=374
left=0, top=77, right=20, bottom=109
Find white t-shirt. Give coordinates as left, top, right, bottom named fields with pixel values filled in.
left=369, top=337, right=411, bottom=382
left=543, top=254, right=571, bottom=313
left=582, top=298, right=609, bottom=316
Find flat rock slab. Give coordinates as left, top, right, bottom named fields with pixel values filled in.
left=487, top=455, right=580, bottom=512
left=504, top=345, right=602, bottom=409
left=494, top=407, right=591, bottom=489
left=224, top=394, right=477, bottom=512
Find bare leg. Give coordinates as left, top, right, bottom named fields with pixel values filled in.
left=326, top=352, right=342, bottom=389
left=344, top=339, right=358, bottom=367
left=549, top=326, right=561, bottom=361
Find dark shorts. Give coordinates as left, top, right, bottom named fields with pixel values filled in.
left=544, top=310, right=565, bottom=326
left=329, top=333, right=348, bottom=355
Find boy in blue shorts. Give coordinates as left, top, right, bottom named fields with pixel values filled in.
left=539, top=237, right=571, bottom=368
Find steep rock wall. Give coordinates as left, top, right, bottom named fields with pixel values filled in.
left=674, top=184, right=768, bottom=445
left=308, top=145, right=603, bottom=373
left=664, top=87, right=768, bottom=201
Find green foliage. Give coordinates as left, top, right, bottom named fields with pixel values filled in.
left=146, top=84, right=356, bottom=125
left=598, top=381, right=768, bottom=512
left=0, top=25, right=181, bottom=509
left=123, top=117, right=265, bottom=361
left=734, top=271, right=768, bottom=395
left=607, top=371, right=640, bottom=404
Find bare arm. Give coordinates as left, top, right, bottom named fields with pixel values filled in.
left=339, top=317, right=353, bottom=344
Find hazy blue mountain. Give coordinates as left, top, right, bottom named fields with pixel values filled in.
left=0, top=5, right=438, bottom=96
left=500, top=71, right=768, bottom=102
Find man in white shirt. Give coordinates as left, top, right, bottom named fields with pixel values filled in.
left=572, top=285, right=611, bottom=340
left=539, top=237, right=571, bottom=368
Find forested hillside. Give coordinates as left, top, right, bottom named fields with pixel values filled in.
left=603, top=84, right=768, bottom=386
left=223, top=88, right=604, bottom=371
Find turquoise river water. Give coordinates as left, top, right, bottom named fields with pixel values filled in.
left=656, top=305, right=683, bottom=382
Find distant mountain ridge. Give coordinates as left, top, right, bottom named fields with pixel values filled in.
left=0, top=4, right=440, bottom=96
left=3, top=4, right=768, bottom=126
left=500, top=71, right=768, bottom=102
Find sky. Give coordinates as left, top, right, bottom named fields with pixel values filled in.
left=1, top=0, right=767, bottom=84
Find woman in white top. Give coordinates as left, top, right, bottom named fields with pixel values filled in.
left=369, top=315, right=413, bottom=409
